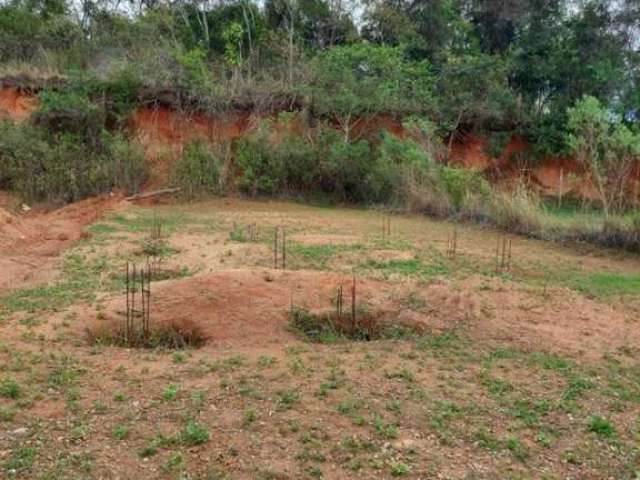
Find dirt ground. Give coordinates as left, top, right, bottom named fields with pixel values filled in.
left=1, top=197, right=639, bottom=479
left=0, top=193, right=127, bottom=290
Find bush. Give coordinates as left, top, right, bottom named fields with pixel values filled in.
left=370, top=133, right=432, bottom=205
left=440, top=166, right=491, bottom=210
left=0, top=121, right=147, bottom=204
left=35, top=89, right=105, bottom=143
left=319, top=133, right=373, bottom=202
left=235, top=119, right=377, bottom=202
left=235, top=121, right=284, bottom=195
left=171, top=139, right=223, bottom=199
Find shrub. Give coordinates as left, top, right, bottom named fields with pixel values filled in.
left=440, top=166, right=491, bottom=210
left=370, top=133, right=432, bottom=205
left=35, top=89, right=105, bottom=143
left=235, top=121, right=284, bottom=195
left=318, top=131, right=374, bottom=202
left=180, top=420, right=210, bottom=445
left=485, top=131, right=511, bottom=158
left=0, top=121, right=147, bottom=204
left=171, top=139, right=223, bottom=199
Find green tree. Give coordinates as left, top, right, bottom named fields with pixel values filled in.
left=566, top=96, right=640, bottom=215
left=311, top=43, right=434, bottom=141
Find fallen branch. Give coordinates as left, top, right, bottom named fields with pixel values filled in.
left=125, top=188, right=181, bottom=201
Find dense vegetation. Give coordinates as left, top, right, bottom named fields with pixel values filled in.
left=0, top=0, right=640, bottom=248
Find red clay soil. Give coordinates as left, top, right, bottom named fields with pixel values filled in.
left=0, top=193, right=126, bottom=291
left=129, top=106, right=252, bottom=188
left=92, top=269, right=401, bottom=347
left=0, top=87, right=38, bottom=122
left=0, top=85, right=634, bottom=204
left=450, top=133, right=607, bottom=200
left=450, top=134, right=528, bottom=171
left=86, top=266, right=637, bottom=361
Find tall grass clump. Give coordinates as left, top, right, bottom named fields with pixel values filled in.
left=489, top=184, right=546, bottom=236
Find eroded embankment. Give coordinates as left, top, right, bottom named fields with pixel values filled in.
left=0, top=85, right=613, bottom=200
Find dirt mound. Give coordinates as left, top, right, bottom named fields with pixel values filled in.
left=85, top=262, right=637, bottom=360
left=92, top=269, right=473, bottom=347
left=452, top=277, right=637, bottom=361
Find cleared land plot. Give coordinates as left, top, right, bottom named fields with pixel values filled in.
left=1, top=198, right=639, bottom=479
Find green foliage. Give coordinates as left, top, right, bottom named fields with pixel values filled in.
left=171, top=139, right=222, bottom=199
left=0, top=121, right=147, bottom=204
left=485, top=131, right=511, bottom=158
left=4, top=446, right=37, bottom=473
left=0, top=378, right=21, bottom=399
left=566, top=95, right=640, bottom=213
left=235, top=122, right=284, bottom=195
left=180, top=420, right=210, bottom=445
left=311, top=43, right=434, bottom=123
left=222, top=22, right=245, bottom=67
left=588, top=415, right=616, bottom=439
left=235, top=119, right=381, bottom=202
left=174, top=47, right=210, bottom=88
left=439, top=166, right=490, bottom=210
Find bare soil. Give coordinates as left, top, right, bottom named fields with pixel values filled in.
left=1, top=197, right=639, bottom=479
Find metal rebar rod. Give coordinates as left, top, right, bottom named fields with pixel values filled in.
left=274, top=228, right=278, bottom=269
left=282, top=228, right=286, bottom=269
left=351, top=277, right=357, bottom=331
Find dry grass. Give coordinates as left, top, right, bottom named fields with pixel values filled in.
left=86, top=316, right=208, bottom=349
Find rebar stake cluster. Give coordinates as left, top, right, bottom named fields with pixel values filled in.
left=147, top=254, right=163, bottom=277
left=125, top=261, right=151, bottom=346
left=382, top=215, right=391, bottom=239
left=446, top=228, right=458, bottom=259
left=336, top=277, right=358, bottom=332
left=273, top=226, right=286, bottom=269
left=496, top=235, right=513, bottom=271
left=246, top=223, right=258, bottom=242
left=151, top=215, right=162, bottom=242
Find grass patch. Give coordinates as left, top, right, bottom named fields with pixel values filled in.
left=288, top=243, right=364, bottom=269
left=4, top=447, right=37, bottom=473
left=588, top=415, right=617, bottom=439
left=180, top=420, right=210, bottom=445
left=1, top=254, right=107, bottom=313
left=362, top=257, right=450, bottom=279
left=0, top=378, right=21, bottom=399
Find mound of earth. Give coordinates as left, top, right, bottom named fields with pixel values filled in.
left=87, top=268, right=636, bottom=360
left=91, top=269, right=475, bottom=347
